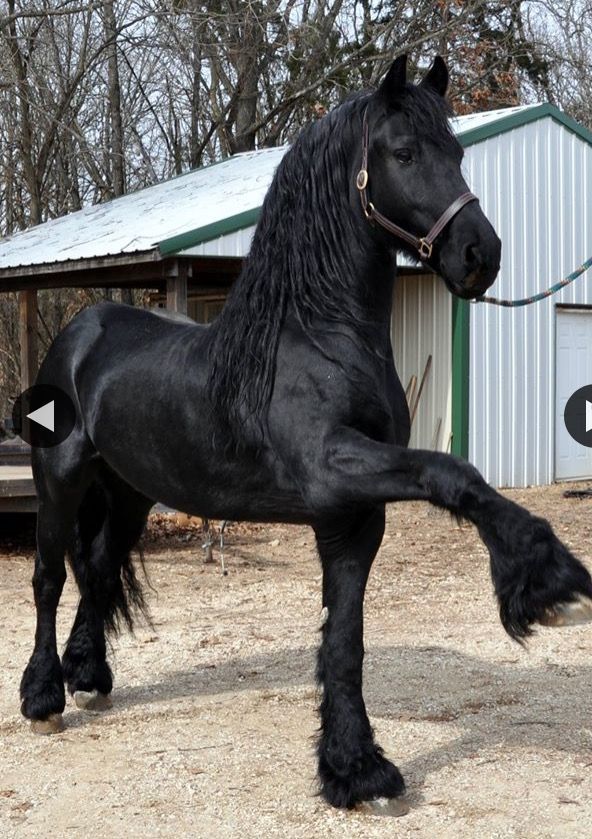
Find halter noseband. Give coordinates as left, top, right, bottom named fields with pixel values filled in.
left=356, top=109, right=478, bottom=260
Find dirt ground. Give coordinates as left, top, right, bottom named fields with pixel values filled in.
left=2, top=485, right=592, bottom=838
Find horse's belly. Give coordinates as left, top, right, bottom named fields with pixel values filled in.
left=89, top=400, right=310, bottom=524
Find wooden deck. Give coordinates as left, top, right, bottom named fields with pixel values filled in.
left=0, top=441, right=36, bottom=513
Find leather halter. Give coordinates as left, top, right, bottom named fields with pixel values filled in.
left=356, top=109, right=478, bottom=260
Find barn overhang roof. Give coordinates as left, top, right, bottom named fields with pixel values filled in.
left=0, top=147, right=284, bottom=288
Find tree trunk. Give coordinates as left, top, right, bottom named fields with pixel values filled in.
left=6, top=0, right=42, bottom=225
left=104, top=0, right=125, bottom=197
left=230, top=3, right=262, bottom=153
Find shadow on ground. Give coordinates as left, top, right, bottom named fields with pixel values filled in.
left=48, top=640, right=591, bottom=790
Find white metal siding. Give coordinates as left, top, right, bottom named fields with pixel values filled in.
left=178, top=225, right=256, bottom=258
left=466, top=119, right=592, bottom=486
left=392, top=274, right=452, bottom=451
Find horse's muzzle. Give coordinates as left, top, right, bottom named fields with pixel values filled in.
left=445, top=266, right=499, bottom=300
left=456, top=234, right=501, bottom=297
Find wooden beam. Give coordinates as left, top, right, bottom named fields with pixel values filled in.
left=0, top=496, right=38, bottom=513
left=0, top=255, right=242, bottom=293
left=18, top=289, right=38, bottom=391
left=166, top=260, right=189, bottom=314
left=0, top=249, right=161, bottom=281
left=0, top=465, right=35, bottom=497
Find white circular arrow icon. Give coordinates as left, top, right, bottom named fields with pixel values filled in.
left=26, top=400, right=55, bottom=432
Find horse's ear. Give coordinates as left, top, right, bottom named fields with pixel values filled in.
left=377, top=54, right=407, bottom=101
left=421, top=55, right=449, bottom=97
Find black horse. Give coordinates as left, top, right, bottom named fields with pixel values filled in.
left=21, top=55, right=592, bottom=810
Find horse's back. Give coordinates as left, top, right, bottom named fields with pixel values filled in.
left=38, top=302, right=205, bottom=386
left=63, top=300, right=203, bottom=343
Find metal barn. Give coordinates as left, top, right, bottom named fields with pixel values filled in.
left=459, top=105, right=592, bottom=487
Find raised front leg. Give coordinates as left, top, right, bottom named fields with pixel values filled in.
left=315, top=429, right=592, bottom=640
left=315, top=506, right=405, bottom=809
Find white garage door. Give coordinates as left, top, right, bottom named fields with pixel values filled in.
left=555, top=309, right=592, bottom=480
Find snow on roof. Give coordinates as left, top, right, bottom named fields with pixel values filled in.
left=0, top=147, right=286, bottom=270
left=0, top=103, right=552, bottom=272
left=449, top=104, right=538, bottom=135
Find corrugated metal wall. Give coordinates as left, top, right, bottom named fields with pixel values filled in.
left=392, top=274, right=452, bottom=452
left=466, top=119, right=592, bottom=487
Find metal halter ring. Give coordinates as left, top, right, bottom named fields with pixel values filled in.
left=418, top=239, right=433, bottom=260
left=356, top=169, right=368, bottom=191
left=363, top=201, right=375, bottom=220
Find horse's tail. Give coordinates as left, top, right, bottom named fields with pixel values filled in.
left=68, top=469, right=152, bottom=635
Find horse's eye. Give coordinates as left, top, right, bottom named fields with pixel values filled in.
left=394, top=148, right=413, bottom=164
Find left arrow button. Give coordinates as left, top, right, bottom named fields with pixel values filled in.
left=26, top=400, right=55, bottom=432
left=12, top=385, right=75, bottom=448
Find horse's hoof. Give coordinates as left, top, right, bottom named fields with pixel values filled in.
left=30, top=714, right=64, bottom=735
left=360, top=797, right=410, bottom=817
left=541, top=595, right=592, bottom=627
left=74, top=690, right=113, bottom=711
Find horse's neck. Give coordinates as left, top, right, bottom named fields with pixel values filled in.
left=290, top=247, right=397, bottom=356
left=349, top=247, right=397, bottom=339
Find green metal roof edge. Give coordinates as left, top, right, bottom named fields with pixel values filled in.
left=159, top=206, right=262, bottom=255
left=458, top=103, right=592, bottom=148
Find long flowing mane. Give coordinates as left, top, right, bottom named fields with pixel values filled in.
left=206, top=84, right=454, bottom=436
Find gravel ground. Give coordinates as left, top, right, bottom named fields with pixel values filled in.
left=2, top=484, right=592, bottom=838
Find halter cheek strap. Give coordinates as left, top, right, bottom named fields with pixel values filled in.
left=356, top=109, right=478, bottom=260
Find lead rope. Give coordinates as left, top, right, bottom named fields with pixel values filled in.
left=473, top=255, right=592, bottom=307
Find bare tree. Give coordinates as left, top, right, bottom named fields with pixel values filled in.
left=524, top=0, right=592, bottom=129
left=103, top=0, right=125, bottom=196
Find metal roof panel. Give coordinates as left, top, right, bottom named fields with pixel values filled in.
left=0, top=147, right=285, bottom=270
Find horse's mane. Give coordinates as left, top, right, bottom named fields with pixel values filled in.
left=206, top=83, right=455, bottom=437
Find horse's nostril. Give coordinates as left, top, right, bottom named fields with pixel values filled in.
left=464, top=243, right=481, bottom=268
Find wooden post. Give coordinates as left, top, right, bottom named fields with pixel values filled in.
left=18, top=289, right=38, bottom=392
left=166, top=260, right=188, bottom=314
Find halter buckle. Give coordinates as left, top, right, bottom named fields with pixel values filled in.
left=363, top=201, right=375, bottom=221
left=356, top=169, right=368, bottom=191
left=418, top=238, right=433, bottom=260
